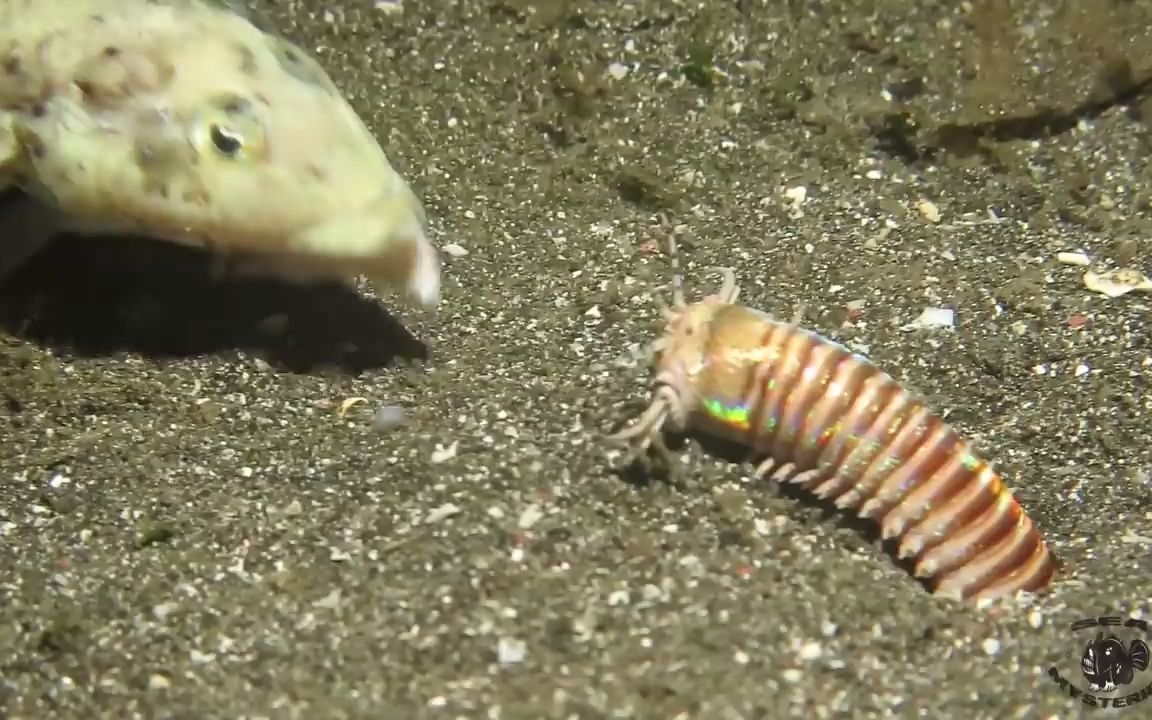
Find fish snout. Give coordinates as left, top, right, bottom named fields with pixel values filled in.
left=363, top=185, right=441, bottom=309
left=289, top=181, right=442, bottom=308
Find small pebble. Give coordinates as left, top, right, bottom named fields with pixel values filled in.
left=371, top=405, right=407, bottom=432
left=607, top=589, right=630, bottom=606
left=152, top=603, right=177, bottom=621
left=517, top=503, right=544, bottom=530
left=798, top=640, right=823, bottom=661
left=902, top=307, right=955, bottom=331
left=1055, top=251, right=1091, bottom=267
left=917, top=199, right=941, bottom=223
left=497, top=637, right=527, bottom=666
left=313, top=589, right=341, bottom=609
left=424, top=503, right=461, bottom=524
left=982, top=638, right=1001, bottom=656
left=430, top=441, right=459, bottom=464
left=783, top=186, right=807, bottom=205
left=443, top=242, right=469, bottom=258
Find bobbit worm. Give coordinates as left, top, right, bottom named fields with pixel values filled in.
left=608, top=240, right=1058, bottom=602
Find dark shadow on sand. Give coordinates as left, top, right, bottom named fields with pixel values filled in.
left=0, top=234, right=429, bottom=375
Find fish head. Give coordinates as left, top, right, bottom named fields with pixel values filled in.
left=12, top=10, right=439, bottom=307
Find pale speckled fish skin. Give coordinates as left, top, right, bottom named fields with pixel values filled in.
left=0, top=0, right=440, bottom=308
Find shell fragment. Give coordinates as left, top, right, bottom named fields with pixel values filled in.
left=1056, top=251, right=1092, bottom=267
left=1082, top=268, right=1152, bottom=298
left=901, top=307, right=955, bottom=331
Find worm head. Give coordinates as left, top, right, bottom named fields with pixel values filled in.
left=648, top=263, right=740, bottom=413
left=608, top=265, right=739, bottom=456
left=647, top=298, right=725, bottom=426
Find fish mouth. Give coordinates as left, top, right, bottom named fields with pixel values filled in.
left=369, top=218, right=441, bottom=309
left=356, top=186, right=442, bottom=308
left=223, top=184, right=442, bottom=308
left=322, top=182, right=442, bottom=309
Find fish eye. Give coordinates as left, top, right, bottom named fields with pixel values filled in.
left=195, top=95, right=266, bottom=161
left=209, top=124, right=244, bottom=157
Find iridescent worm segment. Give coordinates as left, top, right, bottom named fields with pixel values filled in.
left=609, top=246, right=1059, bottom=602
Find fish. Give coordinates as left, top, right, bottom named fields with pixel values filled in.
left=608, top=233, right=1058, bottom=602
left=0, top=0, right=440, bottom=308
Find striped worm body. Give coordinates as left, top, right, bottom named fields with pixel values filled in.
left=610, top=263, right=1058, bottom=603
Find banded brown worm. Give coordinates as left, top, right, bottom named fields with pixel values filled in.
left=608, top=233, right=1059, bottom=602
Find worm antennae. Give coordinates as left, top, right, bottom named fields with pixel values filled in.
left=607, top=392, right=669, bottom=444
left=699, top=266, right=739, bottom=304
left=665, top=224, right=686, bottom=308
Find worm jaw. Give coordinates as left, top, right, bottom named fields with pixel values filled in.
left=607, top=238, right=740, bottom=466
